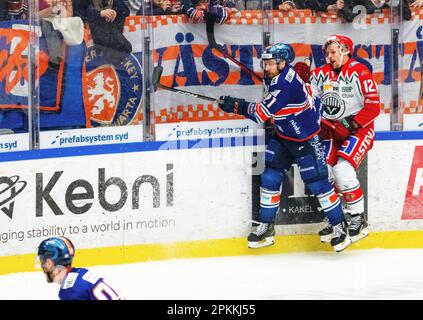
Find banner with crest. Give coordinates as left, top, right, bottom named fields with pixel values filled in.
left=0, top=9, right=422, bottom=135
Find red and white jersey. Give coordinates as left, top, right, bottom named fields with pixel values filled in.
left=310, top=58, right=380, bottom=128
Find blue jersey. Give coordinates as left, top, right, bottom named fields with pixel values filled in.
left=59, top=268, right=122, bottom=300
left=245, top=65, right=322, bottom=141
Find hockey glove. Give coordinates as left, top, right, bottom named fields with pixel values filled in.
left=210, top=4, right=230, bottom=24
left=218, top=96, right=246, bottom=115
left=187, top=7, right=205, bottom=23
left=294, top=61, right=311, bottom=83
left=331, top=121, right=351, bottom=142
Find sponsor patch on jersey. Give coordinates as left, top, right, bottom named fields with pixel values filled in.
left=270, top=74, right=280, bottom=86
left=63, top=272, right=79, bottom=289
left=342, top=86, right=353, bottom=93
left=285, top=68, right=295, bottom=83
left=349, top=61, right=359, bottom=67
left=324, top=84, right=333, bottom=91
left=82, top=270, right=101, bottom=284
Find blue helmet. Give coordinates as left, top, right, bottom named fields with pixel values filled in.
left=261, top=43, right=295, bottom=64
left=37, top=237, right=75, bottom=266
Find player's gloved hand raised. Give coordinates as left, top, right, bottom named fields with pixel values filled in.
left=218, top=96, right=246, bottom=115
left=294, top=58, right=311, bottom=83
left=209, top=4, right=232, bottom=24
left=187, top=7, right=205, bottom=23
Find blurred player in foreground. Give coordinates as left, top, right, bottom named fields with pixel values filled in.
left=37, top=236, right=123, bottom=300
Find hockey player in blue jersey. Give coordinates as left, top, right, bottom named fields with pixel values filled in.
left=37, top=237, right=123, bottom=300
left=218, top=43, right=351, bottom=252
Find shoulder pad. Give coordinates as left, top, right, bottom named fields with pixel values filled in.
left=349, top=61, right=359, bottom=67
left=82, top=270, right=101, bottom=284
left=62, top=272, right=79, bottom=289
left=360, top=69, right=371, bottom=77
left=284, top=68, right=295, bottom=83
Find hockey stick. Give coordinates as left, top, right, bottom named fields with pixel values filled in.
left=205, top=13, right=263, bottom=82
left=152, top=66, right=222, bottom=104
left=205, top=16, right=337, bottom=130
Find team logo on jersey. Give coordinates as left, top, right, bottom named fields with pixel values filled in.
left=321, top=92, right=346, bottom=120
left=83, top=47, right=143, bottom=127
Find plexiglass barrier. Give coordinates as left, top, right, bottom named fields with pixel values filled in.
left=0, top=0, right=421, bottom=154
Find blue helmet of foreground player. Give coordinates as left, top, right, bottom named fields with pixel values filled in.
left=261, top=43, right=295, bottom=64
left=38, top=237, right=75, bottom=266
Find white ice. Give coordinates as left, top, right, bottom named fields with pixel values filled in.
left=2, top=248, right=423, bottom=300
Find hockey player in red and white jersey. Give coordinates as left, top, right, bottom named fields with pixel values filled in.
left=310, top=34, right=380, bottom=244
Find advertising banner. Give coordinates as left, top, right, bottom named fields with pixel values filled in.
left=0, top=145, right=256, bottom=256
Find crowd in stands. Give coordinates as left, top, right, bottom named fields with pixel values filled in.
left=0, top=0, right=420, bottom=69
left=1, top=0, right=421, bottom=22
left=134, top=0, right=420, bottom=22
left=0, top=0, right=132, bottom=64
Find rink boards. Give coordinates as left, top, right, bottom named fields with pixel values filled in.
left=0, top=133, right=422, bottom=274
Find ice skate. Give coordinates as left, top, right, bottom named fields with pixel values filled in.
left=248, top=223, right=275, bottom=249
left=330, top=221, right=351, bottom=252
left=348, top=214, right=369, bottom=243
left=318, top=217, right=333, bottom=243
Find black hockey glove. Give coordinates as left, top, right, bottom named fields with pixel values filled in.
left=218, top=96, right=247, bottom=115
left=209, top=4, right=230, bottom=24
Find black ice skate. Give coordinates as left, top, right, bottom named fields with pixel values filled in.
left=318, top=217, right=333, bottom=243
left=247, top=223, right=275, bottom=249
left=330, top=221, right=351, bottom=252
left=348, top=214, right=369, bottom=243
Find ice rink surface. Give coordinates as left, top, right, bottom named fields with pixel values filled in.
left=2, top=248, right=423, bottom=300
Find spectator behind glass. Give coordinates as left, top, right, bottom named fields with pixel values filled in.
left=73, top=0, right=132, bottom=64
left=371, top=0, right=412, bottom=20
left=169, top=0, right=182, bottom=13
left=411, top=0, right=423, bottom=8
left=136, top=0, right=181, bottom=15
left=0, top=0, right=7, bottom=20
left=276, top=0, right=337, bottom=12
left=335, top=0, right=375, bottom=22
left=235, top=0, right=261, bottom=10
left=181, top=0, right=237, bottom=24
left=6, top=0, right=27, bottom=19
left=39, top=0, right=73, bottom=18
left=39, top=0, right=74, bottom=69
